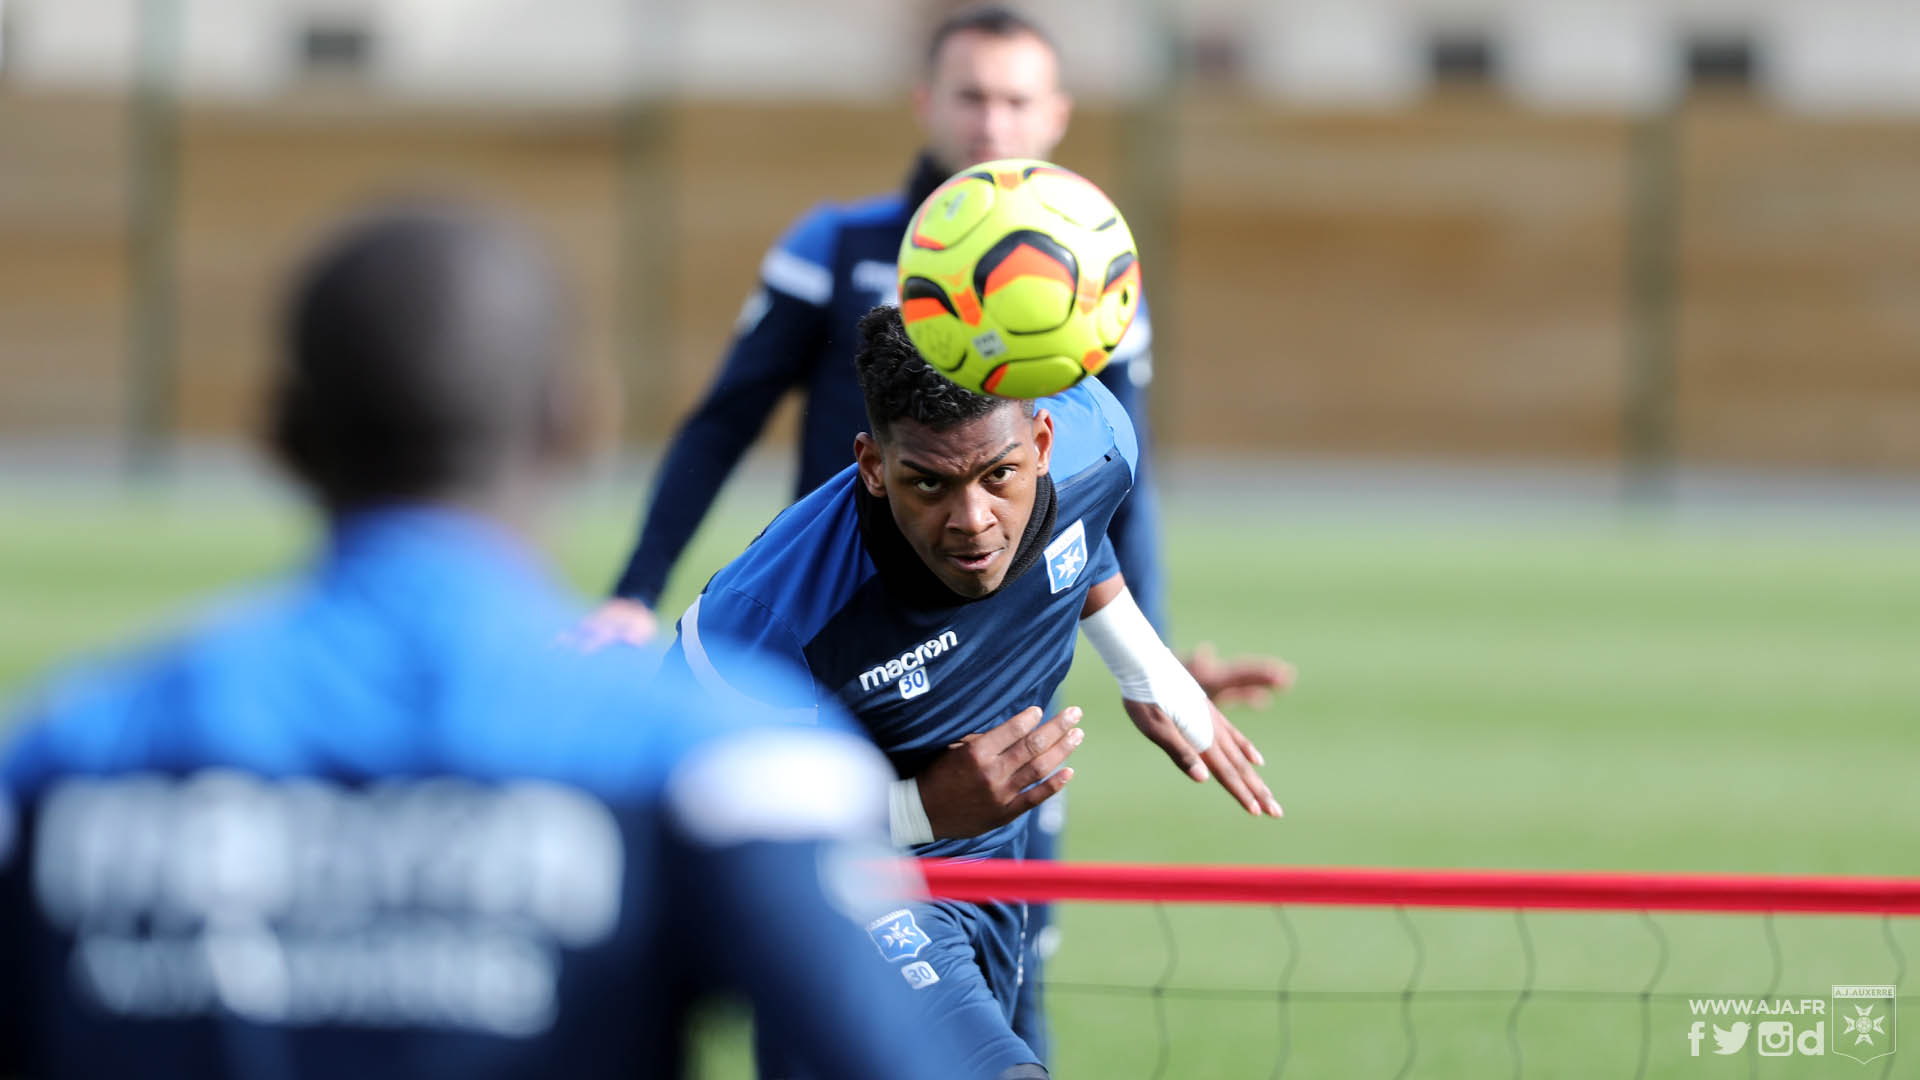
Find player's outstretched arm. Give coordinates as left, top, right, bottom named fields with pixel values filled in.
left=899, top=705, right=1084, bottom=844
left=1079, top=574, right=1284, bottom=819
left=601, top=242, right=829, bottom=619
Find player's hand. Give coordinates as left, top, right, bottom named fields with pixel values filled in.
left=1122, top=698, right=1282, bottom=819
left=568, top=598, right=659, bottom=652
left=1183, top=643, right=1296, bottom=708
left=917, top=705, right=1083, bottom=840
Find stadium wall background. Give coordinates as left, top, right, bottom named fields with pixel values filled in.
left=2, top=92, right=1916, bottom=472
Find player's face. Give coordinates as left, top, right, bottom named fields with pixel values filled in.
left=857, top=406, right=1055, bottom=598
left=915, top=31, right=1070, bottom=169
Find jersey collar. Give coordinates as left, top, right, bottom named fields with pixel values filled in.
left=855, top=472, right=1057, bottom=609
left=323, top=505, right=557, bottom=606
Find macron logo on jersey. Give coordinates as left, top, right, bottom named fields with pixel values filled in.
left=1044, top=518, right=1089, bottom=594
left=859, top=630, right=960, bottom=697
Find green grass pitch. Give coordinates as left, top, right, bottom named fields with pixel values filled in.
left=3, top=486, right=1916, bottom=1078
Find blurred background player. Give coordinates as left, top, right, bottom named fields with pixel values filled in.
left=661, top=307, right=1281, bottom=1079
left=0, top=206, right=973, bottom=1080
left=588, top=4, right=1163, bottom=643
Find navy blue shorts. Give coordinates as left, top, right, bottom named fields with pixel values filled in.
left=1011, top=796, right=1065, bottom=1064
left=757, top=897, right=1038, bottom=1078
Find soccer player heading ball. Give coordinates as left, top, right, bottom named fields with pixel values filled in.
left=898, top=158, right=1141, bottom=399
left=663, top=305, right=1281, bottom=1079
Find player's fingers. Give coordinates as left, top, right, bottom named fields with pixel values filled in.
left=1222, top=725, right=1283, bottom=817
left=982, top=705, right=1046, bottom=754
left=1216, top=712, right=1266, bottom=768
left=1010, top=767, right=1073, bottom=817
left=1210, top=729, right=1282, bottom=818
left=1221, top=658, right=1291, bottom=692
left=587, top=600, right=658, bottom=647
left=1191, top=651, right=1290, bottom=705
left=1004, top=705, right=1081, bottom=765
left=1008, top=724, right=1084, bottom=791
left=572, top=622, right=646, bottom=654
left=1132, top=708, right=1208, bottom=782
left=1236, top=725, right=1266, bottom=768
left=1203, top=740, right=1264, bottom=816
left=1244, top=759, right=1283, bottom=818
left=1207, top=719, right=1278, bottom=817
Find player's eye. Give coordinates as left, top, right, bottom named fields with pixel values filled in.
left=987, top=465, right=1016, bottom=484
left=912, top=477, right=943, bottom=494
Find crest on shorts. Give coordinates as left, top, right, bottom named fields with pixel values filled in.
left=867, top=909, right=931, bottom=963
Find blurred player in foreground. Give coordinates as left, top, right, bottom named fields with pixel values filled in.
left=0, top=207, right=972, bottom=1080
left=661, top=307, right=1282, bottom=1079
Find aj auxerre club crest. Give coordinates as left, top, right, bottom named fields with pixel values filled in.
left=1833, top=985, right=1896, bottom=1064
left=867, top=909, right=931, bottom=963
left=1044, top=518, right=1088, bottom=595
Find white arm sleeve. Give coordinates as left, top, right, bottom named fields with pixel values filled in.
left=1079, top=587, right=1215, bottom=753
left=888, top=777, right=935, bottom=847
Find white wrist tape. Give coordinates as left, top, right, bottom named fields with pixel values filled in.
left=1079, top=589, right=1215, bottom=753
left=889, top=777, right=935, bottom=847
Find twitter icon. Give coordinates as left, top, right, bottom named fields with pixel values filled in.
left=1713, top=1022, right=1752, bottom=1055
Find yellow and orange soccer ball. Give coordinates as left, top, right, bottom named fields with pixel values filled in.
left=896, top=159, right=1140, bottom=399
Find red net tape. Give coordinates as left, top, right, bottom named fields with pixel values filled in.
left=919, top=860, right=1920, bottom=914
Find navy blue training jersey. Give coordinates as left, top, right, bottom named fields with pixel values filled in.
left=665, top=378, right=1137, bottom=861
left=612, top=153, right=1166, bottom=632
left=0, top=508, right=969, bottom=1080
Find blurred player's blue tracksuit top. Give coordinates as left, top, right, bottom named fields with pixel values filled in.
left=0, top=508, right=971, bottom=1080
left=662, top=379, right=1137, bottom=1075
left=610, top=153, right=1165, bottom=633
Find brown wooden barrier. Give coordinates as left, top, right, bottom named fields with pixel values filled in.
left=2, top=91, right=1915, bottom=470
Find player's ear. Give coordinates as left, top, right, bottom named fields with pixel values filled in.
left=1030, top=408, right=1053, bottom=476
left=854, top=431, right=889, bottom=497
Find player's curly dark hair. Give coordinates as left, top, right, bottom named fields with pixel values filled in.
left=852, top=305, right=1032, bottom=441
